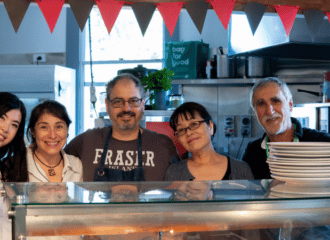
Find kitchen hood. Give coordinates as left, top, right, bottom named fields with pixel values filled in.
left=228, top=12, right=330, bottom=60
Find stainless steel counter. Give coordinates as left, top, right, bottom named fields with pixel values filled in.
left=2, top=180, right=330, bottom=239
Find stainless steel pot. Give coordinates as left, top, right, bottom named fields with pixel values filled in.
left=247, top=57, right=265, bottom=78
left=216, top=54, right=235, bottom=78
left=235, top=56, right=247, bottom=78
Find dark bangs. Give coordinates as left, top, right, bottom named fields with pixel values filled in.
left=0, top=92, right=26, bottom=155
left=170, top=102, right=212, bottom=132
left=0, top=92, right=23, bottom=117
left=27, top=100, right=71, bottom=144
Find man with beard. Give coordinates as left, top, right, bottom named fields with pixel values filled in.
left=65, top=73, right=180, bottom=182
left=241, top=77, right=330, bottom=179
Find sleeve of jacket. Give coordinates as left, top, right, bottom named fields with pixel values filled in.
left=241, top=141, right=254, bottom=167
left=302, top=128, right=330, bottom=142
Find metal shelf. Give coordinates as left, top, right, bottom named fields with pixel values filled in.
left=171, top=77, right=324, bottom=86
left=171, top=78, right=258, bottom=86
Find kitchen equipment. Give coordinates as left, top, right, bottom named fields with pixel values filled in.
left=209, top=47, right=220, bottom=60
left=297, top=89, right=323, bottom=103
left=117, top=65, right=157, bottom=79
left=229, top=14, right=330, bottom=60
left=216, top=47, right=235, bottom=78
left=247, top=56, right=265, bottom=78
left=168, top=94, right=185, bottom=110
left=0, top=65, right=76, bottom=141
left=235, top=56, right=246, bottom=78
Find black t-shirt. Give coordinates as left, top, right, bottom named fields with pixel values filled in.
left=65, top=127, right=181, bottom=182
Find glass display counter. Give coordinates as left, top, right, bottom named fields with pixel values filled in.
left=1, top=180, right=330, bottom=240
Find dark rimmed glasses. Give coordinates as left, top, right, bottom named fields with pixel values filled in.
left=109, top=98, right=142, bottom=108
left=175, top=120, right=207, bottom=137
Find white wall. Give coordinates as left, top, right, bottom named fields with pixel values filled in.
left=0, top=3, right=67, bottom=54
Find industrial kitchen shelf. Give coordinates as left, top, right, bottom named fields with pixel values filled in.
left=171, top=77, right=324, bottom=86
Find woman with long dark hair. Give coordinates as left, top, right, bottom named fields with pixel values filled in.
left=0, top=92, right=27, bottom=182
left=0, top=92, right=27, bottom=240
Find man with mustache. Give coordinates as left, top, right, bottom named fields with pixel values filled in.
left=65, top=73, right=180, bottom=182
left=241, top=77, right=330, bottom=179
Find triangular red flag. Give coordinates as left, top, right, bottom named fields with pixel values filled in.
left=37, top=0, right=65, bottom=33
left=96, top=0, right=125, bottom=34
left=209, top=0, right=236, bottom=30
left=157, top=2, right=184, bottom=37
left=325, top=12, right=330, bottom=24
left=273, top=5, right=299, bottom=36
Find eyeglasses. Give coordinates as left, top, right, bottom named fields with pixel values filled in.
left=175, top=120, right=206, bottom=137
left=109, top=98, right=142, bottom=108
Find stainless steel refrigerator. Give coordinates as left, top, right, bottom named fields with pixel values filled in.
left=0, top=65, right=76, bottom=141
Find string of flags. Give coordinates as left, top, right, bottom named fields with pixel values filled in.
left=3, top=0, right=330, bottom=38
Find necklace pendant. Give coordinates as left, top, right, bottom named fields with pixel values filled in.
left=48, top=169, right=56, bottom=176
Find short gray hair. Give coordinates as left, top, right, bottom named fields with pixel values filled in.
left=106, top=73, right=145, bottom=100
left=250, top=77, right=292, bottom=108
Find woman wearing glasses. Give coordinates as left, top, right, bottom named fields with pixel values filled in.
left=165, top=102, right=253, bottom=181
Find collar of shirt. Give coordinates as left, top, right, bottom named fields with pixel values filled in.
left=27, top=146, right=81, bottom=182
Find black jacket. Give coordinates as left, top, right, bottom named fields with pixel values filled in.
left=241, top=117, right=330, bottom=179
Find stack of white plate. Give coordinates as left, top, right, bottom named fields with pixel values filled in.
left=267, top=142, right=330, bottom=187
left=268, top=184, right=330, bottom=198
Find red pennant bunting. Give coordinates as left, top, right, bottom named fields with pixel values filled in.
left=325, top=12, right=330, bottom=24
left=209, top=0, right=236, bottom=30
left=37, top=0, right=65, bottom=33
left=157, top=2, right=184, bottom=37
left=96, top=0, right=125, bottom=34
left=274, top=5, right=299, bottom=36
